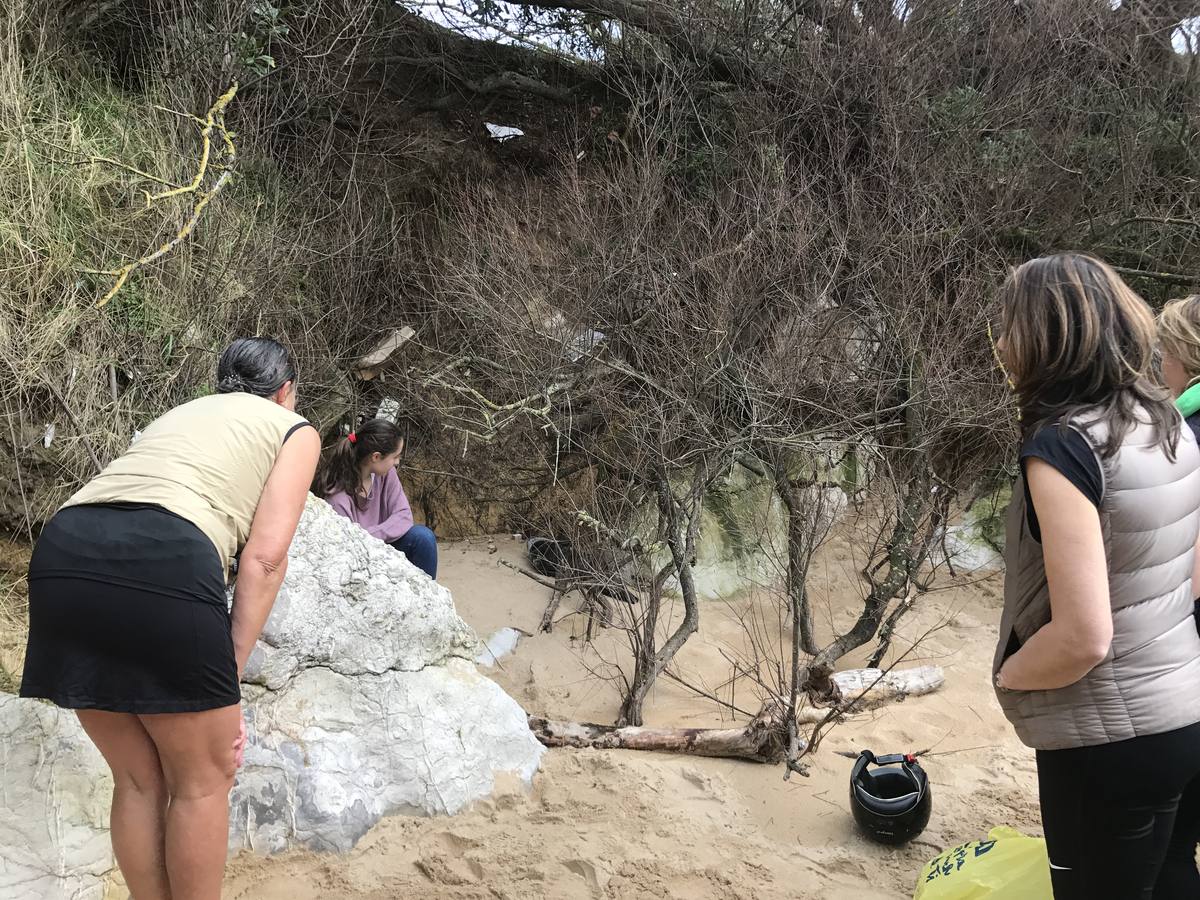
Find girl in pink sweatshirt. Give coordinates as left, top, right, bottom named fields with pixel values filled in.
left=313, top=418, right=437, bottom=578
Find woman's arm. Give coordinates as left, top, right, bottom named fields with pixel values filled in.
left=997, top=458, right=1113, bottom=691
left=230, top=427, right=321, bottom=675
left=363, top=469, right=414, bottom=543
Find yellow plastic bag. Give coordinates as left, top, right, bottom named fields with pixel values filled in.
left=913, top=827, right=1052, bottom=900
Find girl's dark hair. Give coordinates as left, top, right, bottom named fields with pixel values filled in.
left=999, top=253, right=1179, bottom=459
left=313, top=418, right=405, bottom=506
left=216, top=337, right=297, bottom=398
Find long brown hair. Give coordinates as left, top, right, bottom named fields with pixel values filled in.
left=999, top=253, right=1179, bottom=459
left=313, top=418, right=404, bottom=507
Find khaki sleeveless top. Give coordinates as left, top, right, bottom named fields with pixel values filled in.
left=64, top=392, right=309, bottom=576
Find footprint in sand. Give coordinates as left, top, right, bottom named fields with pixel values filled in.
left=563, top=858, right=604, bottom=896
left=413, top=832, right=485, bottom=886
left=681, top=766, right=710, bottom=791
left=431, top=831, right=480, bottom=855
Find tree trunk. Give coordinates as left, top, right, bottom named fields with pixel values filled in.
left=617, top=470, right=707, bottom=726
left=799, top=361, right=937, bottom=691
left=776, top=474, right=820, bottom=656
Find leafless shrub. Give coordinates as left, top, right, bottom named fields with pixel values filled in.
left=3, top=0, right=1199, bottom=748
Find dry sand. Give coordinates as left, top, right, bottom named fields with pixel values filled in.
left=225, top=530, right=1040, bottom=900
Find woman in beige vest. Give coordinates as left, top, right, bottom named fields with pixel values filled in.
left=20, top=338, right=320, bottom=900
left=993, top=255, right=1200, bottom=898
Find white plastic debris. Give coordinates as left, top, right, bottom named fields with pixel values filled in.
left=475, top=627, right=523, bottom=668
left=377, top=397, right=401, bottom=423
left=485, top=123, right=525, bottom=142
left=42, top=424, right=55, bottom=448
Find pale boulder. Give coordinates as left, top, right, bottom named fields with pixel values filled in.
left=0, top=694, right=113, bottom=900
left=233, top=497, right=544, bottom=852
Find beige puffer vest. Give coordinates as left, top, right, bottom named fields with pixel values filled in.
left=993, top=410, right=1200, bottom=751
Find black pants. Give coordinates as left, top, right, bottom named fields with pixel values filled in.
left=1037, top=722, right=1200, bottom=899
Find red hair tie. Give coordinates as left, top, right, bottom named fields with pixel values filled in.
left=347, top=432, right=358, bottom=444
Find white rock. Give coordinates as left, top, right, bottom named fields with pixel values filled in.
left=233, top=497, right=544, bottom=853
left=934, top=523, right=1002, bottom=573
left=376, top=396, right=401, bottom=422
left=244, top=497, right=477, bottom=689
left=230, top=658, right=542, bottom=853
left=0, top=694, right=113, bottom=900
left=475, top=627, right=523, bottom=667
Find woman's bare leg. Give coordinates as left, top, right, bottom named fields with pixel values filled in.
left=76, top=710, right=171, bottom=900
left=139, top=705, right=240, bottom=900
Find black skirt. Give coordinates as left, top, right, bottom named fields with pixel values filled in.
left=19, top=504, right=240, bottom=714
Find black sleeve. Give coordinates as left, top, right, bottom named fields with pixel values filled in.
left=1019, top=425, right=1103, bottom=543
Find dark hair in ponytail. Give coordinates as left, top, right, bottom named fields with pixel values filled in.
left=313, top=418, right=405, bottom=507
left=216, top=337, right=297, bottom=398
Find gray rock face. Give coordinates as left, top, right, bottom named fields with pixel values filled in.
left=0, top=495, right=544, bottom=896
left=0, top=695, right=112, bottom=900
left=245, top=497, right=477, bottom=688
left=934, top=523, right=1003, bottom=573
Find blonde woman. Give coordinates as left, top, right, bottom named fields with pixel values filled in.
left=993, top=255, right=1200, bottom=898
left=1158, top=294, right=1200, bottom=444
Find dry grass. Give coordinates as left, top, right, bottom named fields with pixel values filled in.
left=0, top=8, right=246, bottom=521
left=0, top=539, right=30, bottom=693
left=0, top=1, right=381, bottom=531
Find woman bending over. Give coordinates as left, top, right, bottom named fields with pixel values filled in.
left=21, top=337, right=320, bottom=900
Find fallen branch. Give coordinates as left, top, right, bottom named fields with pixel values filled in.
left=1109, top=264, right=1198, bottom=287
left=529, top=701, right=788, bottom=763
left=421, top=355, right=573, bottom=442
left=42, top=375, right=103, bottom=474
left=796, top=665, right=944, bottom=723
left=540, top=584, right=564, bottom=632
left=530, top=667, right=944, bottom=762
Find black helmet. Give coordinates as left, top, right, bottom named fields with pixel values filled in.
left=849, top=750, right=932, bottom=845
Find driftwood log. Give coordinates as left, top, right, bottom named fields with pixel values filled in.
left=530, top=701, right=789, bottom=763
left=529, top=666, right=944, bottom=763
left=797, top=665, right=944, bottom=724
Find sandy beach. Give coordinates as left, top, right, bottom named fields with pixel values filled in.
left=224, top=530, right=1039, bottom=900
